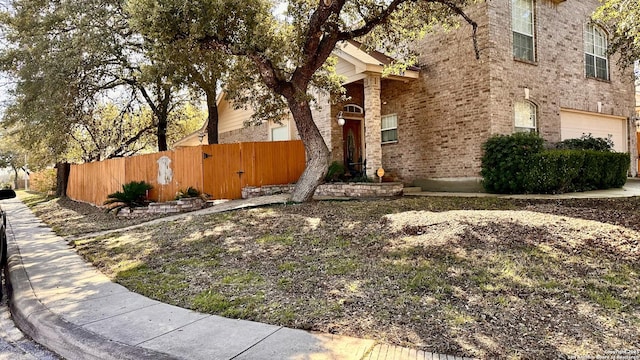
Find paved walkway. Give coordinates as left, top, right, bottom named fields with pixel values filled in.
left=407, top=177, right=640, bottom=199
left=2, top=196, right=468, bottom=360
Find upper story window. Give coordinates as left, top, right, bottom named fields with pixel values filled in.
left=584, top=24, right=609, bottom=81
left=271, top=121, right=289, bottom=141
left=512, top=0, right=535, bottom=62
left=514, top=101, right=537, bottom=133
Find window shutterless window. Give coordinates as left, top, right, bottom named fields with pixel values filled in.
left=381, top=114, right=398, bottom=143
left=271, top=125, right=289, bottom=141
left=512, top=0, right=535, bottom=62
left=514, top=101, right=537, bottom=133
left=584, top=24, right=609, bottom=81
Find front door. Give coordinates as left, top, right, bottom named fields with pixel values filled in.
left=343, top=119, right=363, bottom=176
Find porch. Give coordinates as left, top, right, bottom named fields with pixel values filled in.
left=319, top=41, right=420, bottom=179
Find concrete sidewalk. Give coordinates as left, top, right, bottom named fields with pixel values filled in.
left=2, top=196, right=465, bottom=360
left=407, top=177, right=640, bottom=199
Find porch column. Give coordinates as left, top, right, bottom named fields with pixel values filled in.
left=364, top=74, right=382, bottom=179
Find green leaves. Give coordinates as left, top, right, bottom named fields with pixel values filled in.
left=592, top=0, right=640, bottom=70
left=481, top=133, right=630, bottom=194
left=104, top=180, right=153, bottom=212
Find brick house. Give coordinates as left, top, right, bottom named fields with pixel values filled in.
left=176, top=0, right=638, bottom=191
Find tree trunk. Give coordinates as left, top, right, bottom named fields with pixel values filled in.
left=287, top=97, right=330, bottom=202
left=205, top=87, right=219, bottom=144
left=11, top=166, right=18, bottom=190
left=157, top=114, right=168, bottom=151
left=55, top=162, right=71, bottom=197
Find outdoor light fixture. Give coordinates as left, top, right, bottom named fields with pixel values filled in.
left=336, top=111, right=345, bottom=126
left=197, top=132, right=205, bottom=144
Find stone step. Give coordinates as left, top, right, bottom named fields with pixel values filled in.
left=402, top=186, right=422, bottom=193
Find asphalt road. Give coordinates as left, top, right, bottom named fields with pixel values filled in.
left=0, top=283, right=61, bottom=360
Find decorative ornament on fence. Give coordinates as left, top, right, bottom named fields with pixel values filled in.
left=157, top=156, right=173, bottom=185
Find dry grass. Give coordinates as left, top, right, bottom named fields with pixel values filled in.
left=27, top=193, right=640, bottom=359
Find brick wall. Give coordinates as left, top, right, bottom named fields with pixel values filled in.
left=219, top=123, right=269, bottom=143
left=381, top=4, right=491, bottom=182
left=379, top=0, right=635, bottom=184
left=486, top=0, right=635, bottom=140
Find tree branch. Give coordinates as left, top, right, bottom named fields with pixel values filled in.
left=436, top=0, right=480, bottom=59
left=337, top=0, right=407, bottom=40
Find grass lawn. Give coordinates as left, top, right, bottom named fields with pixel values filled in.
left=24, top=193, right=640, bottom=359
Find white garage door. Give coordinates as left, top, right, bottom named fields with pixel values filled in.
left=560, top=109, right=628, bottom=152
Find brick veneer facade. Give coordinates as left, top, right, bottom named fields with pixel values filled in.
left=380, top=0, right=635, bottom=185
left=219, top=124, right=269, bottom=143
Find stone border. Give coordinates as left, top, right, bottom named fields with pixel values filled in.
left=118, top=197, right=207, bottom=217
left=242, top=182, right=404, bottom=199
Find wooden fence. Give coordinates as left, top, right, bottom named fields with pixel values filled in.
left=67, top=141, right=306, bottom=206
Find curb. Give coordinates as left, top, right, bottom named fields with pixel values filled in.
left=5, top=228, right=177, bottom=360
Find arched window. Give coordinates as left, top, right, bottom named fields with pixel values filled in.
left=514, top=101, right=537, bottom=133
left=584, top=24, right=609, bottom=80
left=343, top=104, right=364, bottom=114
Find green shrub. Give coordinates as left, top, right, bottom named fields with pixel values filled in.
left=524, top=150, right=584, bottom=193
left=30, top=169, right=57, bottom=194
left=481, top=132, right=544, bottom=193
left=482, top=133, right=629, bottom=194
left=104, top=181, right=153, bottom=213
left=524, top=150, right=629, bottom=194
left=325, top=161, right=346, bottom=182
left=176, top=186, right=201, bottom=200
left=558, top=133, right=614, bottom=152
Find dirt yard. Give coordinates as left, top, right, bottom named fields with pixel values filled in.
left=24, top=192, right=640, bottom=359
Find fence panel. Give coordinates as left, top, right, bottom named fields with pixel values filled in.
left=67, top=140, right=306, bottom=205
left=67, top=158, right=126, bottom=206
left=172, top=146, right=205, bottom=198
left=125, top=151, right=173, bottom=202
left=242, top=141, right=306, bottom=187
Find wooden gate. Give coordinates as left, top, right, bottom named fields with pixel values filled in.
left=202, top=143, right=244, bottom=200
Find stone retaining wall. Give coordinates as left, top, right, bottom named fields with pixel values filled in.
left=118, top=197, right=207, bottom=217
left=242, top=182, right=404, bottom=199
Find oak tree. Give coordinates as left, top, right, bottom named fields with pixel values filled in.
left=128, top=0, right=478, bottom=202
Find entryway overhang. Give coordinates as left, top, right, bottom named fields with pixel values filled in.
left=332, top=40, right=420, bottom=178
left=333, top=40, right=420, bottom=85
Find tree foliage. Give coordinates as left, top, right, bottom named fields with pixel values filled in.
left=0, top=0, right=190, bottom=160
left=0, top=132, right=27, bottom=189
left=592, top=0, right=640, bottom=71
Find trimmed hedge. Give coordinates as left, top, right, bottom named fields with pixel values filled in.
left=480, top=132, right=544, bottom=193
left=482, top=134, right=629, bottom=194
